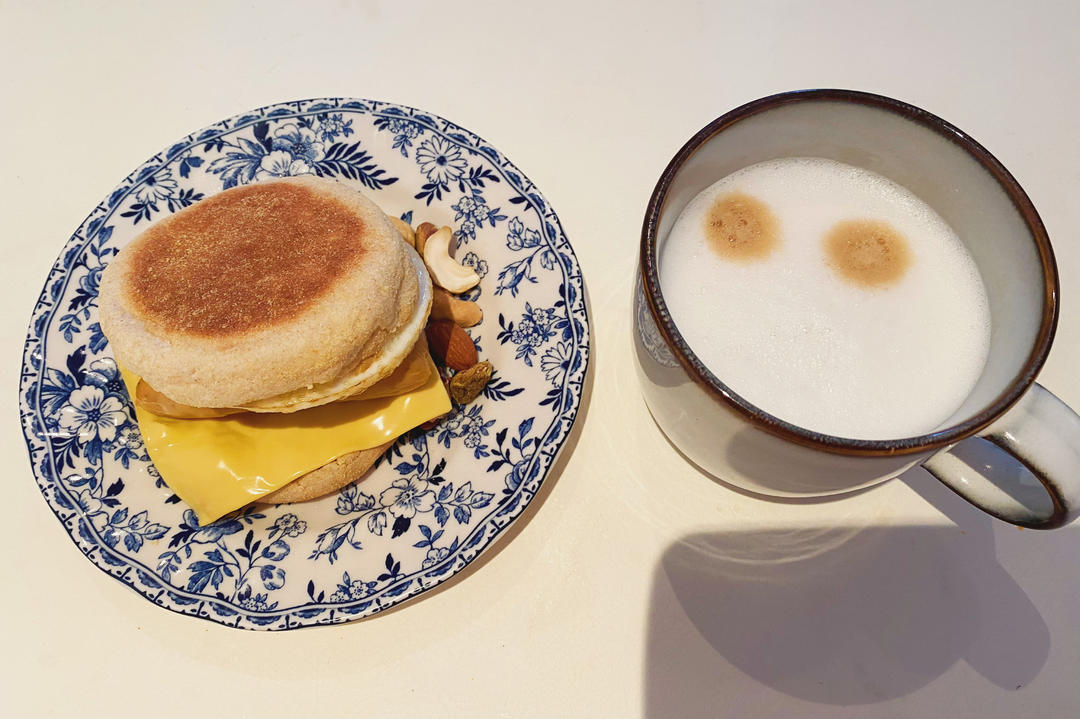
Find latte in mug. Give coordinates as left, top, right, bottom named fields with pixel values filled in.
left=659, top=157, right=991, bottom=440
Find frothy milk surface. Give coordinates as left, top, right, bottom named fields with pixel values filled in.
left=659, top=158, right=991, bottom=440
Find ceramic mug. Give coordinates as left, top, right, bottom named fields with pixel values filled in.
left=634, top=89, right=1080, bottom=529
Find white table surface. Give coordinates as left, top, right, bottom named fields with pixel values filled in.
left=3, top=1, right=1079, bottom=717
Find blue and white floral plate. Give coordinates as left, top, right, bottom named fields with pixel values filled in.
left=19, top=98, right=589, bottom=630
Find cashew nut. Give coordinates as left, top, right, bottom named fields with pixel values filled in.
left=415, top=222, right=439, bottom=256
left=422, top=226, right=480, bottom=293
left=431, top=286, right=483, bottom=327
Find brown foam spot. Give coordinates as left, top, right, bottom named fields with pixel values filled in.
left=703, top=191, right=780, bottom=262
left=824, top=219, right=912, bottom=288
left=128, top=182, right=366, bottom=337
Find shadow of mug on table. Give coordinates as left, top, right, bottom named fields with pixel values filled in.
left=643, top=482, right=1050, bottom=714
left=634, top=89, right=1080, bottom=528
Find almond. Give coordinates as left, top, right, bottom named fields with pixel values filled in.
left=425, top=319, right=478, bottom=371
left=431, top=287, right=483, bottom=327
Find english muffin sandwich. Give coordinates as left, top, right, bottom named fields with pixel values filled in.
left=98, top=176, right=452, bottom=524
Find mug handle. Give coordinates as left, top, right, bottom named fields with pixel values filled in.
left=922, top=383, right=1080, bottom=529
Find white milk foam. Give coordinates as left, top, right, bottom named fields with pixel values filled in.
left=659, top=157, right=991, bottom=440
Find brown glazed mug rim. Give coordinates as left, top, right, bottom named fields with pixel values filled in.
left=640, top=88, right=1059, bottom=457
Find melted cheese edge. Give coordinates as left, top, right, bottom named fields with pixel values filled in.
left=121, top=352, right=450, bottom=525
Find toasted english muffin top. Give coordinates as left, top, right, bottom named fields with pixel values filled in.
left=128, top=181, right=368, bottom=337
left=99, top=176, right=423, bottom=408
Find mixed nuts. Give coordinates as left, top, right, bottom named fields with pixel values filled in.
left=394, top=219, right=492, bottom=407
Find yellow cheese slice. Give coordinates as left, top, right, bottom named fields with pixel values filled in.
left=120, top=354, right=450, bottom=525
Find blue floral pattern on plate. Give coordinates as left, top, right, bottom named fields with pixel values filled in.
left=19, top=98, right=589, bottom=630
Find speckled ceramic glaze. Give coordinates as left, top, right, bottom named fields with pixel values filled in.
left=636, top=89, right=1080, bottom=529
